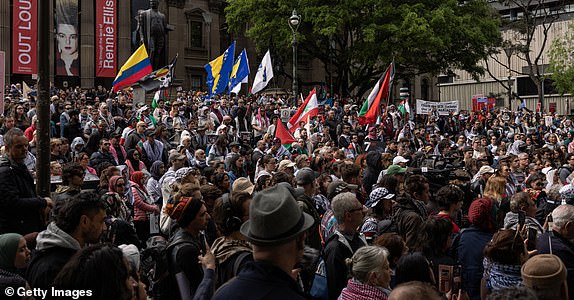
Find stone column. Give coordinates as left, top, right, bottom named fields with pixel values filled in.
left=118, top=0, right=131, bottom=70
left=81, top=0, right=95, bottom=88
left=0, top=0, right=10, bottom=81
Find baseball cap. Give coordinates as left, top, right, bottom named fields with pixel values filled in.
left=295, top=167, right=315, bottom=185
left=478, top=166, right=495, bottom=176
left=327, top=181, right=358, bottom=199
left=386, top=165, right=407, bottom=176
left=392, top=156, right=409, bottom=165
left=278, top=160, right=296, bottom=171
left=169, top=152, right=186, bottom=162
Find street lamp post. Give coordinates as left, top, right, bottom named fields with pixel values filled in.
left=504, top=46, right=513, bottom=109
left=289, top=9, right=301, bottom=103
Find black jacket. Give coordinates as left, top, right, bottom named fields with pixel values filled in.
left=362, top=152, right=383, bottom=195
left=0, top=156, right=47, bottom=235
left=89, top=151, right=117, bottom=168
left=213, top=261, right=306, bottom=300
left=167, top=228, right=205, bottom=300
left=323, top=231, right=368, bottom=300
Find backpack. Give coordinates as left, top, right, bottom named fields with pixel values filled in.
left=140, top=236, right=192, bottom=299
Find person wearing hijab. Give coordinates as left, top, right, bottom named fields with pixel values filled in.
left=125, top=149, right=147, bottom=177
left=0, top=233, right=33, bottom=299
left=146, top=161, right=165, bottom=205
left=130, top=171, right=160, bottom=244
left=102, top=175, right=132, bottom=223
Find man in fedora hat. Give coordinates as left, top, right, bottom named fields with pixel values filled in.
left=213, top=183, right=314, bottom=300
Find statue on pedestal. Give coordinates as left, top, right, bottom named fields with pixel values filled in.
left=136, top=0, right=172, bottom=70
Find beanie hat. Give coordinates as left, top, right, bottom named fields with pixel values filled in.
left=164, top=196, right=203, bottom=227
left=522, top=254, right=567, bottom=290
left=468, top=198, right=497, bottom=233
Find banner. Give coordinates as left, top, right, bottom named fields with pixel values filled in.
left=96, top=0, right=117, bottom=77
left=0, top=51, right=4, bottom=115
left=471, top=94, right=496, bottom=112
left=415, top=99, right=459, bottom=115
left=12, top=0, right=37, bottom=74
left=55, top=0, right=79, bottom=76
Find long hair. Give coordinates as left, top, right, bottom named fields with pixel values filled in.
left=484, top=176, right=507, bottom=201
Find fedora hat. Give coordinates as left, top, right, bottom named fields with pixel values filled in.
left=240, top=183, right=314, bottom=245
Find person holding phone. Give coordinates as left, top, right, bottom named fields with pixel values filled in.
left=503, top=192, right=544, bottom=235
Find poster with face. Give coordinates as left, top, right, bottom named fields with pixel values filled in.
left=55, top=0, right=79, bottom=77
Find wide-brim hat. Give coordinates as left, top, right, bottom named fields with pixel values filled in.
left=240, top=184, right=314, bottom=245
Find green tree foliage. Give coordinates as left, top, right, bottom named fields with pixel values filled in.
left=549, top=21, right=574, bottom=95
left=225, top=0, right=501, bottom=97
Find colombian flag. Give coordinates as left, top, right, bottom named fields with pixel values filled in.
left=112, top=44, right=153, bottom=93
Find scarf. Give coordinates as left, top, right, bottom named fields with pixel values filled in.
left=484, top=259, right=522, bottom=292
left=255, top=108, right=269, bottom=130
left=143, top=139, right=163, bottom=162
left=130, top=171, right=147, bottom=194
left=211, top=237, right=252, bottom=265
left=338, top=279, right=389, bottom=300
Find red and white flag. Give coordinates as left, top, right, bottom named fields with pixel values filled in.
left=287, top=88, right=319, bottom=133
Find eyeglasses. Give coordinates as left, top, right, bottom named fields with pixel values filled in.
left=103, top=143, right=111, bottom=146
left=116, top=183, right=125, bottom=187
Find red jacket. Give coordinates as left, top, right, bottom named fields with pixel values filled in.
left=131, top=183, right=157, bottom=221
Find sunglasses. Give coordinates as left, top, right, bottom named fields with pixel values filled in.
left=116, top=183, right=125, bottom=187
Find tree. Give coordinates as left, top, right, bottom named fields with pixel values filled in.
left=484, top=0, right=564, bottom=111
left=225, top=0, right=501, bottom=97
left=549, top=20, right=574, bottom=96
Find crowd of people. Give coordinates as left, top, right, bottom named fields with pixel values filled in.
left=1, top=83, right=574, bottom=299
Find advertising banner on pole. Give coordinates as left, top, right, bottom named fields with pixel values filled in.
left=55, top=0, right=79, bottom=77
left=0, top=51, right=5, bottom=115
left=96, top=0, right=117, bottom=77
left=416, top=99, right=459, bottom=115
left=12, top=0, right=37, bottom=74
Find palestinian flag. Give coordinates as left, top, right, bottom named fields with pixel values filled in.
left=287, top=88, right=319, bottom=133
left=358, top=63, right=395, bottom=125
left=275, top=120, right=296, bottom=147
left=398, top=99, right=410, bottom=115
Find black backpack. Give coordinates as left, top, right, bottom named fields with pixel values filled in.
left=140, top=236, right=192, bottom=299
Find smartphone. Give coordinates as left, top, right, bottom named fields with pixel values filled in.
left=518, top=211, right=526, bottom=228
left=452, top=265, right=462, bottom=294
left=438, top=265, right=452, bottom=294
left=527, top=227, right=537, bottom=251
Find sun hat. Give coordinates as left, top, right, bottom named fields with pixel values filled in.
left=232, top=177, right=255, bottom=195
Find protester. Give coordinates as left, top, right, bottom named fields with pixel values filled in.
left=27, top=192, right=106, bottom=290
left=0, top=233, right=32, bottom=298
left=212, top=184, right=314, bottom=300
left=339, top=245, right=392, bottom=299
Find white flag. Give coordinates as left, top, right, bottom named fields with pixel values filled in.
left=231, top=76, right=248, bottom=94
left=251, top=50, right=274, bottom=94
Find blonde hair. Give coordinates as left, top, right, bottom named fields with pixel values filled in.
left=483, top=176, right=507, bottom=201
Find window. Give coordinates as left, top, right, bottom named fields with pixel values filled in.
left=421, top=78, right=429, bottom=100
left=189, top=21, right=203, bottom=48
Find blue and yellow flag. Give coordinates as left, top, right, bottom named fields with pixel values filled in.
left=205, top=41, right=236, bottom=96
left=228, top=49, right=250, bottom=94
left=113, top=44, right=153, bottom=92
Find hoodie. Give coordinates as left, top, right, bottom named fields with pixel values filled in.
left=27, top=222, right=80, bottom=289
left=362, top=152, right=383, bottom=194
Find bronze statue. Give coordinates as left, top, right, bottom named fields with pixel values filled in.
left=137, top=0, right=172, bottom=70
